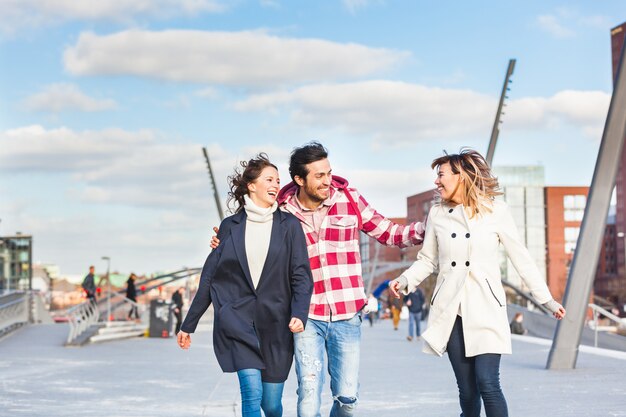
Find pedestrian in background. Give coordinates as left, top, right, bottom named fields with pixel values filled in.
left=509, top=312, right=527, bottom=335
left=171, top=287, right=184, bottom=334
left=82, top=265, right=96, bottom=301
left=389, top=294, right=403, bottom=331
left=404, top=287, right=425, bottom=341
left=366, top=293, right=378, bottom=327
left=126, top=273, right=139, bottom=320
left=390, top=149, right=566, bottom=417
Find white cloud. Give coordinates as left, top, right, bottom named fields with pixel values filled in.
left=0, top=0, right=225, bottom=34
left=0, top=125, right=300, bottom=275
left=63, top=30, right=409, bottom=88
left=0, top=125, right=154, bottom=172
left=537, top=14, right=575, bottom=38
left=233, top=81, right=611, bottom=146
left=194, top=87, right=220, bottom=99
left=233, top=80, right=496, bottom=146
left=161, top=95, right=192, bottom=109
left=342, top=0, right=385, bottom=14
left=0, top=125, right=225, bottom=210
left=0, top=125, right=301, bottom=213
left=536, top=9, right=612, bottom=39
left=506, top=90, right=610, bottom=139
left=343, top=0, right=370, bottom=13
left=0, top=198, right=214, bottom=276
left=21, top=83, right=117, bottom=113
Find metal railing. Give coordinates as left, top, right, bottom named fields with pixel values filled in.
left=65, top=299, right=100, bottom=345
left=104, top=293, right=147, bottom=322
left=95, top=268, right=200, bottom=319
left=64, top=268, right=200, bottom=345
left=0, top=292, right=29, bottom=337
left=588, top=303, right=626, bottom=348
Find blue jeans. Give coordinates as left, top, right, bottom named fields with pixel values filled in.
left=236, top=369, right=285, bottom=417
left=294, top=314, right=361, bottom=417
left=446, top=316, right=508, bottom=417
left=408, top=311, right=422, bottom=338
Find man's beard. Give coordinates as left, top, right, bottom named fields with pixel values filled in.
left=302, top=182, right=327, bottom=203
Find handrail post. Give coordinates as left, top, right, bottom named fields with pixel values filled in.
left=593, top=308, right=599, bottom=348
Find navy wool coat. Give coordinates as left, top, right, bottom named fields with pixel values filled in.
left=181, top=209, right=313, bottom=383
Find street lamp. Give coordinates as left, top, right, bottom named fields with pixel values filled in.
left=101, top=256, right=111, bottom=323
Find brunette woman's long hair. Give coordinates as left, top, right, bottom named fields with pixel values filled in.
left=431, top=148, right=502, bottom=218
left=227, top=153, right=277, bottom=214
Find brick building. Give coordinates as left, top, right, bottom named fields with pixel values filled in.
left=610, top=22, right=626, bottom=301
left=544, top=187, right=589, bottom=302
left=360, top=217, right=409, bottom=294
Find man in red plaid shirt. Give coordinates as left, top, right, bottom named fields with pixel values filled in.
left=278, top=142, right=425, bottom=417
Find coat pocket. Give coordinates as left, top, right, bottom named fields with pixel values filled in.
left=430, top=278, right=446, bottom=306
left=484, top=279, right=504, bottom=307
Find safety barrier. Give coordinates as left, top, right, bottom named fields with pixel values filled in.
left=65, top=298, right=100, bottom=345
left=0, top=292, right=29, bottom=337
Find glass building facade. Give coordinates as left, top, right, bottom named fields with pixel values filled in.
left=493, top=166, right=547, bottom=292
left=0, top=235, right=33, bottom=292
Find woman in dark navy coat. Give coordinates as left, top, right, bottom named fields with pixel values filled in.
left=177, top=154, right=313, bottom=417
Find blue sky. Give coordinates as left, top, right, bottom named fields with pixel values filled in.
left=0, top=0, right=624, bottom=278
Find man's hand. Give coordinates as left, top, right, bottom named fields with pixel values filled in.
left=177, top=331, right=191, bottom=350
left=210, top=226, right=220, bottom=249
left=288, top=317, right=304, bottom=333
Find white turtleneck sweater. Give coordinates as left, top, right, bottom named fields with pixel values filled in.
left=243, top=194, right=278, bottom=289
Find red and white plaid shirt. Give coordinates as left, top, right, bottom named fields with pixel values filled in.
left=278, top=176, right=425, bottom=322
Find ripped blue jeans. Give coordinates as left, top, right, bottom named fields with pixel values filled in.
left=294, top=314, right=361, bottom=417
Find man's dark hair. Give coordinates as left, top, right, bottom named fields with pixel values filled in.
left=289, top=141, right=328, bottom=181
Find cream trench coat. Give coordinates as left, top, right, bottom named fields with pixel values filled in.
left=400, top=199, right=553, bottom=357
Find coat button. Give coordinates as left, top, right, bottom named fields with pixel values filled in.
left=448, top=208, right=453, bottom=213
left=465, top=261, right=470, bottom=266
left=451, top=233, right=457, bottom=238
left=451, top=261, right=456, bottom=267
left=465, top=233, right=470, bottom=238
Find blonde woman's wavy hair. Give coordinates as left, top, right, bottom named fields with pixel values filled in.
left=431, top=148, right=502, bottom=218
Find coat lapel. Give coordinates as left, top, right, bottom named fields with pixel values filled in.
left=257, top=210, right=287, bottom=288
left=230, top=211, right=255, bottom=292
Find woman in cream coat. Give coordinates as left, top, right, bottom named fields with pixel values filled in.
left=390, top=149, right=565, bottom=417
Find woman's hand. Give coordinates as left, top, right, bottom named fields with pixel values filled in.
left=289, top=317, right=304, bottom=333
left=388, top=280, right=402, bottom=299
left=177, top=331, right=191, bottom=350
left=553, top=304, right=566, bottom=320
left=210, top=226, right=220, bottom=249
left=544, top=299, right=566, bottom=320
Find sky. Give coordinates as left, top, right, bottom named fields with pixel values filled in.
left=0, top=0, right=624, bottom=279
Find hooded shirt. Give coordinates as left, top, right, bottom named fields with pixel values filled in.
left=278, top=175, right=425, bottom=321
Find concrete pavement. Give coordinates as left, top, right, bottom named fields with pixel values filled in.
left=1, top=315, right=625, bottom=416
